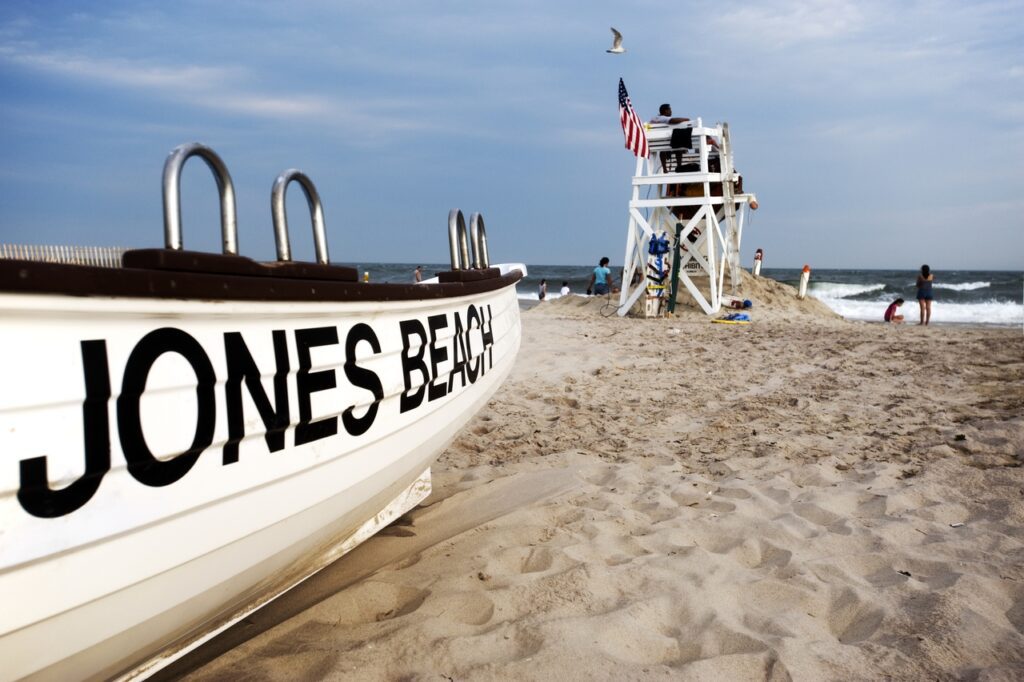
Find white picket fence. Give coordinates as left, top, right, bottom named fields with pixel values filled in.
left=0, top=244, right=127, bottom=268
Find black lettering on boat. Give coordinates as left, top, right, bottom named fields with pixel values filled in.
left=399, top=319, right=428, bottom=413
left=481, top=304, right=495, bottom=373
left=447, top=311, right=468, bottom=392
left=427, top=314, right=449, bottom=402
left=118, top=328, right=216, bottom=487
left=465, top=305, right=481, bottom=383
left=342, top=323, right=382, bottom=436
left=294, top=326, right=339, bottom=446
left=223, top=330, right=291, bottom=464
left=18, top=340, right=112, bottom=518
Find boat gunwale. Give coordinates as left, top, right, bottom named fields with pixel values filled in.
left=0, top=254, right=522, bottom=303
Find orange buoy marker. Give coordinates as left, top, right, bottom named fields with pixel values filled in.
left=752, top=248, right=764, bottom=277
left=797, top=264, right=811, bottom=300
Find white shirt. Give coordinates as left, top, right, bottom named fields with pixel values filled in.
left=560, top=286, right=570, bottom=296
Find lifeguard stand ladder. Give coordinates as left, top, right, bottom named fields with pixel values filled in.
left=617, top=119, right=757, bottom=317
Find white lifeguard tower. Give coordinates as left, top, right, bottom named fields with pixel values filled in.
left=617, top=119, right=757, bottom=317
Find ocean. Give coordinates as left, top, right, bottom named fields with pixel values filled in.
left=341, top=262, right=1024, bottom=328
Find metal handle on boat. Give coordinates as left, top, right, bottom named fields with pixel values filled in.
left=469, top=212, right=490, bottom=269
left=271, top=169, right=330, bottom=264
left=448, top=209, right=470, bottom=270
left=162, top=143, right=238, bottom=254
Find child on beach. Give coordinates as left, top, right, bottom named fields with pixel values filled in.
left=884, top=298, right=905, bottom=324
left=560, top=281, right=570, bottom=296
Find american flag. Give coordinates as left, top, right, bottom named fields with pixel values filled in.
left=618, top=78, right=648, bottom=158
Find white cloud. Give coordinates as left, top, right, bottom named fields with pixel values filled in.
left=0, top=46, right=230, bottom=89
left=717, top=0, right=868, bottom=48
left=0, top=43, right=447, bottom=137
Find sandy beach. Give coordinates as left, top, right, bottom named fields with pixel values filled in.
left=171, top=276, right=1024, bottom=681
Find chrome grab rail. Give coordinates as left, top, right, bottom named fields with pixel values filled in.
left=448, top=209, right=470, bottom=270
left=162, top=143, right=238, bottom=254
left=271, top=169, right=329, bottom=264
left=468, top=212, right=490, bottom=269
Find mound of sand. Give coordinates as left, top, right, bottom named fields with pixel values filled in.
left=549, top=270, right=842, bottom=324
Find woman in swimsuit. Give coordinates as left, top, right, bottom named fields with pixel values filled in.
left=916, top=264, right=933, bottom=325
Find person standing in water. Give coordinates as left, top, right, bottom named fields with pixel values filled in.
left=916, top=265, right=934, bottom=325
left=414, top=265, right=423, bottom=283
left=538, top=279, right=547, bottom=301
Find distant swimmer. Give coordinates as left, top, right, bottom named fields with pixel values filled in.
left=414, top=265, right=422, bottom=283
left=607, top=27, right=625, bottom=54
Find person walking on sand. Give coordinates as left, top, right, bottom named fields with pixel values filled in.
left=916, top=265, right=934, bottom=325
left=538, top=279, right=547, bottom=301
left=587, top=257, right=613, bottom=296
left=414, top=265, right=422, bottom=283
left=884, top=298, right=905, bottom=324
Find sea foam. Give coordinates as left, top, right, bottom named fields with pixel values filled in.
left=815, top=297, right=1023, bottom=326
left=934, top=281, right=991, bottom=291
left=807, top=282, right=885, bottom=298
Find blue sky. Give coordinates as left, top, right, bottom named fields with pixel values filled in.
left=1, top=1, right=1021, bottom=268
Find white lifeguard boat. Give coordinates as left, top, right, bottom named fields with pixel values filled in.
left=0, top=144, right=524, bottom=680
left=618, top=119, right=758, bottom=317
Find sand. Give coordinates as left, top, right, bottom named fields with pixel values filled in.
left=173, top=276, right=1024, bottom=681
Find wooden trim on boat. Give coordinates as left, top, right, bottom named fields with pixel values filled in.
left=0, top=252, right=521, bottom=303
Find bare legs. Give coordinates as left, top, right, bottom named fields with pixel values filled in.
left=918, top=298, right=932, bottom=325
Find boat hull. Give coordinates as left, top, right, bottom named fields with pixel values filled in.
left=0, top=282, right=521, bottom=680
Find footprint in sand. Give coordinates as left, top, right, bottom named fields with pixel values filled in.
left=793, top=502, right=853, bottom=535
left=756, top=486, right=791, bottom=506
left=639, top=505, right=681, bottom=524
left=487, top=546, right=558, bottom=576
left=1006, top=598, right=1024, bottom=635
left=520, top=547, right=555, bottom=574
left=570, top=494, right=613, bottom=512
left=717, top=487, right=753, bottom=500
left=827, top=587, right=884, bottom=644
left=731, top=538, right=793, bottom=570
left=320, top=581, right=430, bottom=626
left=854, top=492, right=889, bottom=519
left=435, top=591, right=496, bottom=626
left=685, top=528, right=744, bottom=555
left=582, top=467, right=621, bottom=487
left=441, top=625, right=545, bottom=667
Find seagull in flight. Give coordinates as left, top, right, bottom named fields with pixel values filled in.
left=607, top=27, right=625, bottom=54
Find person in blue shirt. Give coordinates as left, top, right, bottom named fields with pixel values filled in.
left=587, top=257, right=613, bottom=296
